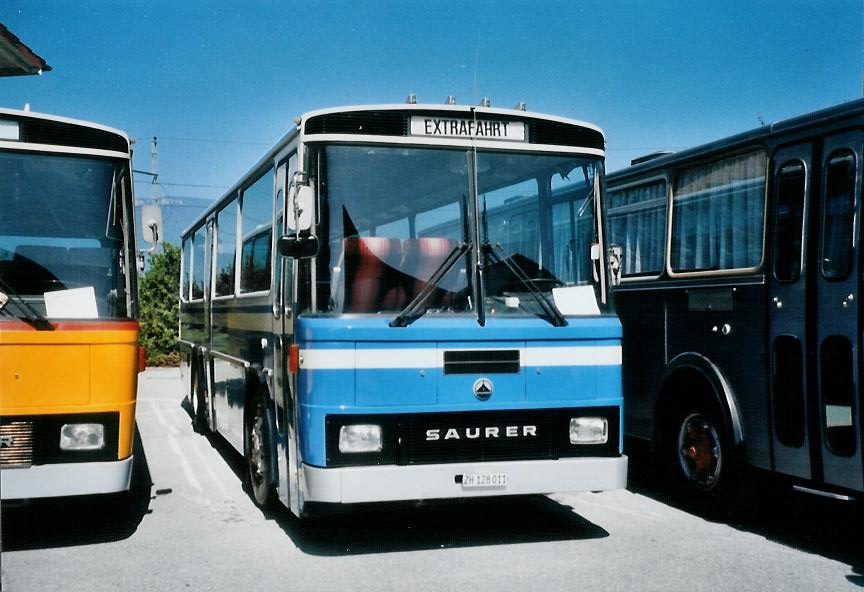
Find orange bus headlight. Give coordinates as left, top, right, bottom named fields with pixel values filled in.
left=59, top=423, right=106, bottom=451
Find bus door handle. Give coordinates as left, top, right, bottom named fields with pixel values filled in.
left=842, top=293, right=855, bottom=308
left=711, top=324, right=732, bottom=336
left=772, top=297, right=783, bottom=309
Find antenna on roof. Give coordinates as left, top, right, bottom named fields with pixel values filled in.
left=445, top=96, right=456, bottom=105
left=514, top=101, right=527, bottom=111
left=406, top=93, right=417, bottom=104
left=478, top=97, right=491, bottom=107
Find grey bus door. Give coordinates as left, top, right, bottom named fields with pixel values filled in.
left=767, top=143, right=813, bottom=480
left=814, top=131, right=863, bottom=492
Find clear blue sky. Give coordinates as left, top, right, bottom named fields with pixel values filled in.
left=2, top=1, right=862, bottom=240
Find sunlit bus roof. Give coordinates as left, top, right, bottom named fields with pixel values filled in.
left=0, top=23, right=50, bottom=77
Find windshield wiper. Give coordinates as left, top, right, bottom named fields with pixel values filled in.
left=483, top=242, right=567, bottom=328
left=0, top=276, right=54, bottom=330
left=390, top=242, right=471, bottom=328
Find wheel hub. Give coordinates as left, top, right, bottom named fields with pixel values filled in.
left=677, top=413, right=722, bottom=491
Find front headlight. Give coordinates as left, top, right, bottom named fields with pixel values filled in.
left=569, top=417, right=608, bottom=445
left=338, top=424, right=383, bottom=453
left=60, top=423, right=105, bottom=451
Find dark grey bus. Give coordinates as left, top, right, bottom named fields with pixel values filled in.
left=607, top=99, right=864, bottom=503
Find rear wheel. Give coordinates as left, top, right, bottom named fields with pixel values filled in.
left=246, top=395, right=276, bottom=508
left=190, top=363, right=209, bottom=434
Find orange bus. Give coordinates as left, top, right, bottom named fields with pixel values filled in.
left=0, top=109, right=155, bottom=499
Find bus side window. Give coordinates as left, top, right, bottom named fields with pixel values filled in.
left=191, top=227, right=206, bottom=300
left=181, top=237, right=191, bottom=301
left=773, top=161, right=806, bottom=282
left=821, top=150, right=856, bottom=280
left=214, top=200, right=238, bottom=297
left=240, top=167, right=275, bottom=294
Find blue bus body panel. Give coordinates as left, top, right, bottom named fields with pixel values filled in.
left=296, top=316, right=623, bottom=467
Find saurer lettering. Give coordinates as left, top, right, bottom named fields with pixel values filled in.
left=425, top=425, right=537, bottom=441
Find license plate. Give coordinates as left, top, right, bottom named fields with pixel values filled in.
left=461, top=472, right=508, bottom=488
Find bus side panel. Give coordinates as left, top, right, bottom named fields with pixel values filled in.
left=615, top=288, right=666, bottom=440
left=665, top=283, right=771, bottom=470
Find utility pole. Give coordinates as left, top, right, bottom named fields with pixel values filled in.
left=150, top=136, right=158, bottom=205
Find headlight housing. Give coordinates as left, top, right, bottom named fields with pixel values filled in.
left=59, top=423, right=105, bottom=451
left=338, top=424, right=383, bottom=453
left=569, top=417, right=608, bottom=445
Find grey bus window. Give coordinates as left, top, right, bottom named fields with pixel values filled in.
left=671, top=150, right=766, bottom=273
left=181, top=237, right=191, bottom=301
left=773, top=162, right=806, bottom=282
left=240, top=167, right=275, bottom=293
left=481, top=178, right=539, bottom=263
left=820, top=335, right=856, bottom=456
left=772, top=335, right=805, bottom=448
left=191, top=228, right=205, bottom=300
left=214, top=201, right=237, bottom=297
left=607, top=179, right=667, bottom=276
left=820, top=150, right=856, bottom=280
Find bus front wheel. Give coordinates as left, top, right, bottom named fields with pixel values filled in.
left=246, top=395, right=276, bottom=508
left=666, top=398, right=743, bottom=514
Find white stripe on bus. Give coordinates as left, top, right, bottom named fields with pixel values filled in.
left=299, top=346, right=621, bottom=370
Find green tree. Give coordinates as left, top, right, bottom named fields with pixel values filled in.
left=139, top=242, right=181, bottom=366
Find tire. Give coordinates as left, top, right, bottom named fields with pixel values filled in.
left=190, top=363, right=209, bottom=434
left=246, top=394, right=276, bottom=508
left=666, top=398, right=744, bottom=516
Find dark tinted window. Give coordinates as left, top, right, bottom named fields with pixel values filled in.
left=773, top=161, right=806, bottom=282
left=821, top=150, right=856, bottom=280
left=215, top=202, right=237, bottom=297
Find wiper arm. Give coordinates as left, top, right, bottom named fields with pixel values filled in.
left=0, top=276, right=54, bottom=330
left=483, top=242, right=567, bottom=328
left=390, top=242, right=470, bottom=328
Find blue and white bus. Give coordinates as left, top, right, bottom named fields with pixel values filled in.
left=179, top=99, right=627, bottom=516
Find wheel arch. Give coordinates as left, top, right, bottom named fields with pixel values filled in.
left=652, top=352, right=745, bottom=453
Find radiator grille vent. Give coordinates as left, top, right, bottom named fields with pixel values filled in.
left=1, top=421, right=33, bottom=468
left=443, top=349, right=520, bottom=374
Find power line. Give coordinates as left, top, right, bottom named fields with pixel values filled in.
left=154, top=135, right=271, bottom=147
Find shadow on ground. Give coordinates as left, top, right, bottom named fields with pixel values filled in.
left=1, top=426, right=153, bottom=552
left=198, top=415, right=609, bottom=557
left=626, top=437, right=864, bottom=588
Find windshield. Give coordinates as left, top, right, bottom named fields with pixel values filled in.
left=308, top=144, right=606, bottom=319
left=0, top=152, right=134, bottom=319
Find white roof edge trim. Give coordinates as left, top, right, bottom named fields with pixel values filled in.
left=299, top=103, right=605, bottom=137
left=0, top=108, right=130, bottom=143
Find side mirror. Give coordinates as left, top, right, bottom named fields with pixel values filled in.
left=140, top=204, right=163, bottom=247
left=286, top=183, right=314, bottom=233
left=278, top=234, right=319, bottom=259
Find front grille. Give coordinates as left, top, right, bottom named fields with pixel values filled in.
left=0, top=421, right=33, bottom=468
left=443, top=349, right=520, bottom=374
left=326, top=407, right=619, bottom=467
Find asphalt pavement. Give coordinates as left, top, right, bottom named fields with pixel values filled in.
left=1, top=367, right=862, bottom=591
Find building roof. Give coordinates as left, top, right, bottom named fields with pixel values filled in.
left=0, top=23, right=50, bottom=77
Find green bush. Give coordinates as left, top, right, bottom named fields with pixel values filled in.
left=139, top=242, right=181, bottom=367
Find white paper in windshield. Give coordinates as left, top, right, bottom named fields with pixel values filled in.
left=44, top=286, right=99, bottom=319
left=552, top=286, right=600, bottom=316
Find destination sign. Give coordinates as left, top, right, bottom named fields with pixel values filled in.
left=410, top=116, right=525, bottom=142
